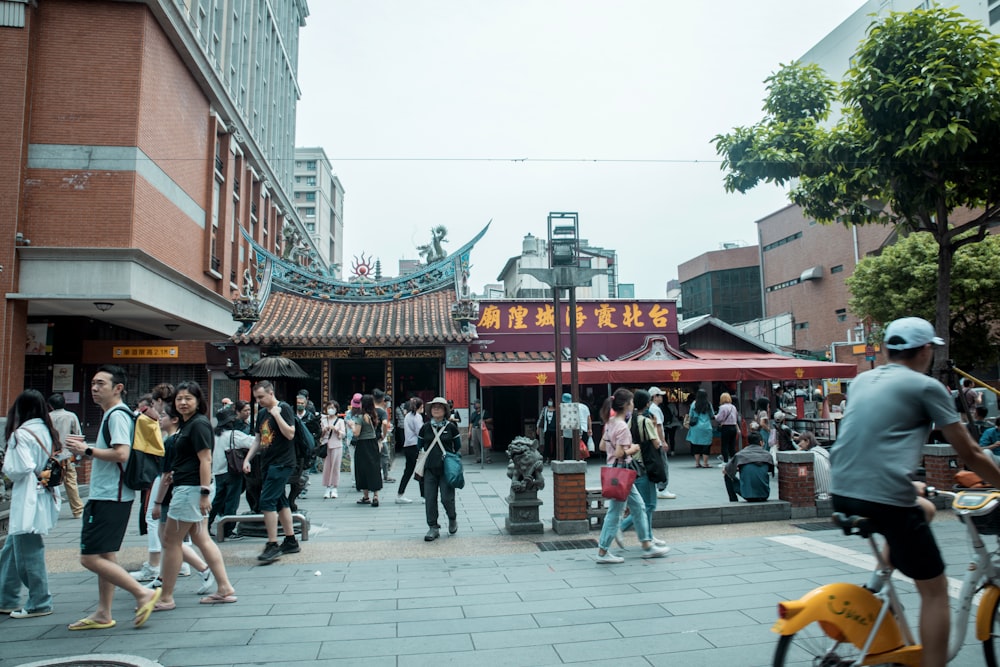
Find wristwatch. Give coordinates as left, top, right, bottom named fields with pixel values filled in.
left=199, top=487, right=211, bottom=496
left=85, top=447, right=93, bottom=457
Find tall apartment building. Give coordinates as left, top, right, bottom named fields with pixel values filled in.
left=0, top=0, right=313, bottom=413
left=496, top=233, right=618, bottom=299
left=293, top=147, right=344, bottom=275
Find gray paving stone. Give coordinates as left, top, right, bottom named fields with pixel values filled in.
left=316, top=633, right=473, bottom=659
left=613, top=609, right=754, bottom=636
left=398, top=613, right=538, bottom=638
left=473, top=621, right=620, bottom=650
left=663, top=592, right=786, bottom=616
left=554, top=630, right=713, bottom=662
left=587, top=588, right=710, bottom=608
left=398, top=645, right=561, bottom=667
left=160, top=641, right=321, bottom=666
left=396, top=591, right=522, bottom=610
left=533, top=603, right=673, bottom=628
left=463, top=597, right=594, bottom=618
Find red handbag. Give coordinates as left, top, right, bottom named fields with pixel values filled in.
left=600, top=464, right=637, bottom=501
left=578, top=439, right=590, bottom=460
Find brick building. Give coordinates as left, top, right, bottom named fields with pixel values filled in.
left=756, top=203, right=893, bottom=360
left=1, top=0, right=314, bottom=429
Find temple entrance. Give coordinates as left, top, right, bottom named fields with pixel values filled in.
left=330, top=359, right=385, bottom=404
left=394, top=358, right=442, bottom=405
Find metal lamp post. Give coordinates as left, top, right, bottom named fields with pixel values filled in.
left=520, top=212, right=604, bottom=460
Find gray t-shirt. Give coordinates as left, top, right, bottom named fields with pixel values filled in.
left=831, top=363, right=958, bottom=507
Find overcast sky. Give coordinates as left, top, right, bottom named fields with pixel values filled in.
left=295, top=1, right=867, bottom=296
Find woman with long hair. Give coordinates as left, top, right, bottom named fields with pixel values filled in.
left=351, top=394, right=383, bottom=506
left=0, top=390, right=62, bottom=618
left=396, top=397, right=424, bottom=504
left=594, top=388, right=670, bottom=564
left=155, top=381, right=236, bottom=609
left=320, top=400, right=346, bottom=499
left=687, top=389, right=716, bottom=468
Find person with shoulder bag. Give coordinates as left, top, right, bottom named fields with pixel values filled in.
left=0, top=390, right=63, bottom=618
left=616, top=390, right=670, bottom=550
left=208, top=407, right=253, bottom=538
left=417, top=397, right=462, bottom=541
left=594, top=389, right=671, bottom=564
left=686, top=389, right=716, bottom=468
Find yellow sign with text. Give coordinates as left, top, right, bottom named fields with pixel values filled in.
left=113, top=346, right=179, bottom=359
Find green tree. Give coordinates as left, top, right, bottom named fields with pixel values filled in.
left=713, top=6, right=1000, bottom=372
left=847, top=232, right=1000, bottom=369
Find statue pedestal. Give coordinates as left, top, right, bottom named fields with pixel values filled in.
left=506, top=490, right=544, bottom=535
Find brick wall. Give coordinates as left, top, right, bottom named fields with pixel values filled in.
left=777, top=451, right=816, bottom=508
left=923, top=444, right=961, bottom=490
left=552, top=465, right=588, bottom=521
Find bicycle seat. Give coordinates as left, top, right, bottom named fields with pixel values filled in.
left=832, top=512, right=877, bottom=538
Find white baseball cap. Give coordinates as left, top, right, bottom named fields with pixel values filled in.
left=647, top=386, right=665, bottom=397
left=884, top=317, right=945, bottom=350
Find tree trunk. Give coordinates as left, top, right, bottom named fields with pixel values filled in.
left=933, top=238, right=952, bottom=380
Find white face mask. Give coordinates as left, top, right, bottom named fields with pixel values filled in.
left=327, top=408, right=335, bottom=415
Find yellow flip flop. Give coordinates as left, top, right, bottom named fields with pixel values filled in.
left=69, top=618, right=116, bottom=630
left=134, top=588, right=161, bottom=628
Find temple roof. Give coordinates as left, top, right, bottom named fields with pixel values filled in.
left=235, top=289, right=474, bottom=346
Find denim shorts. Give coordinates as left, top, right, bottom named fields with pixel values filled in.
left=260, top=465, right=293, bottom=512
left=167, top=485, right=210, bottom=523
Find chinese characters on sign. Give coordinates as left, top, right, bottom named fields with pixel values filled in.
left=476, top=301, right=675, bottom=334
left=113, top=346, right=179, bottom=359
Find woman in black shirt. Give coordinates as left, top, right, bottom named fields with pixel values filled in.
left=418, top=396, right=462, bottom=541
left=156, top=381, right=236, bottom=609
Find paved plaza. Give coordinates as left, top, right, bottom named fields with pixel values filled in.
left=1, top=453, right=994, bottom=666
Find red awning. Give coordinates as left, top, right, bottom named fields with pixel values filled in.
left=469, top=357, right=857, bottom=387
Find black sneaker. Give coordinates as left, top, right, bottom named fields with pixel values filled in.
left=280, top=537, right=301, bottom=554
left=257, top=542, right=282, bottom=562
left=448, top=518, right=458, bottom=535
left=424, top=527, right=440, bottom=541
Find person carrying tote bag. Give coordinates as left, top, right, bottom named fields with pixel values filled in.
left=593, top=388, right=671, bottom=565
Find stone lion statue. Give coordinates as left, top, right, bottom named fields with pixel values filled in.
left=507, top=436, right=545, bottom=493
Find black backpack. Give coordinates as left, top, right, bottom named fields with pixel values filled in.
left=293, top=415, right=315, bottom=461
left=630, top=413, right=666, bottom=484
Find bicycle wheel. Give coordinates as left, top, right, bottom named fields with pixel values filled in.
left=984, top=589, right=1000, bottom=667
left=774, top=625, right=904, bottom=666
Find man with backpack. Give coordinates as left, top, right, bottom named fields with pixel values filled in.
left=242, top=381, right=300, bottom=563
left=63, top=364, right=161, bottom=630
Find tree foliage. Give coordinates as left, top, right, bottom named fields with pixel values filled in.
left=847, top=232, right=1000, bottom=369
left=713, top=6, right=1000, bottom=371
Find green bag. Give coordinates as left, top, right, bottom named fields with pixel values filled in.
left=443, top=451, right=465, bottom=489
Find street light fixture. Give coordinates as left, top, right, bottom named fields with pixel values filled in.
left=520, top=212, right=603, bottom=460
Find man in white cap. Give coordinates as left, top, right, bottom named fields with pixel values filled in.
left=647, top=387, right=676, bottom=499
left=831, top=316, right=1000, bottom=667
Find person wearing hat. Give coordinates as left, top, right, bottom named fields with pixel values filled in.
left=647, top=387, right=676, bottom=499
left=559, top=393, right=592, bottom=461
left=831, top=317, right=1000, bottom=666
left=417, top=397, right=462, bottom=541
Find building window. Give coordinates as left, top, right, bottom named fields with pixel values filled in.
left=295, top=176, right=301, bottom=184
left=795, top=321, right=809, bottom=330
left=831, top=264, right=844, bottom=274
left=762, top=231, right=802, bottom=252
left=301, top=207, right=315, bottom=218
left=306, top=160, right=316, bottom=170
left=305, top=192, right=315, bottom=202
left=306, top=176, right=316, bottom=186
left=306, top=222, right=315, bottom=232
left=295, top=161, right=302, bottom=168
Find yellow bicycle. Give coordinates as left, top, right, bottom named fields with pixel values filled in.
left=773, top=489, right=1000, bottom=666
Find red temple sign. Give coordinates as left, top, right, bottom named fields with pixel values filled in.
left=476, top=300, right=676, bottom=335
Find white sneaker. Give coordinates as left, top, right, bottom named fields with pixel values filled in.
left=145, top=577, right=162, bottom=590
left=195, top=568, right=216, bottom=595
left=614, top=530, right=626, bottom=549
left=331, top=488, right=338, bottom=498
left=178, top=562, right=191, bottom=577
left=596, top=552, right=624, bottom=564
left=657, top=490, right=677, bottom=499
left=129, top=562, right=160, bottom=582
left=641, top=545, right=671, bottom=559
left=395, top=496, right=413, bottom=504
left=323, top=490, right=332, bottom=499
left=651, top=537, right=668, bottom=547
